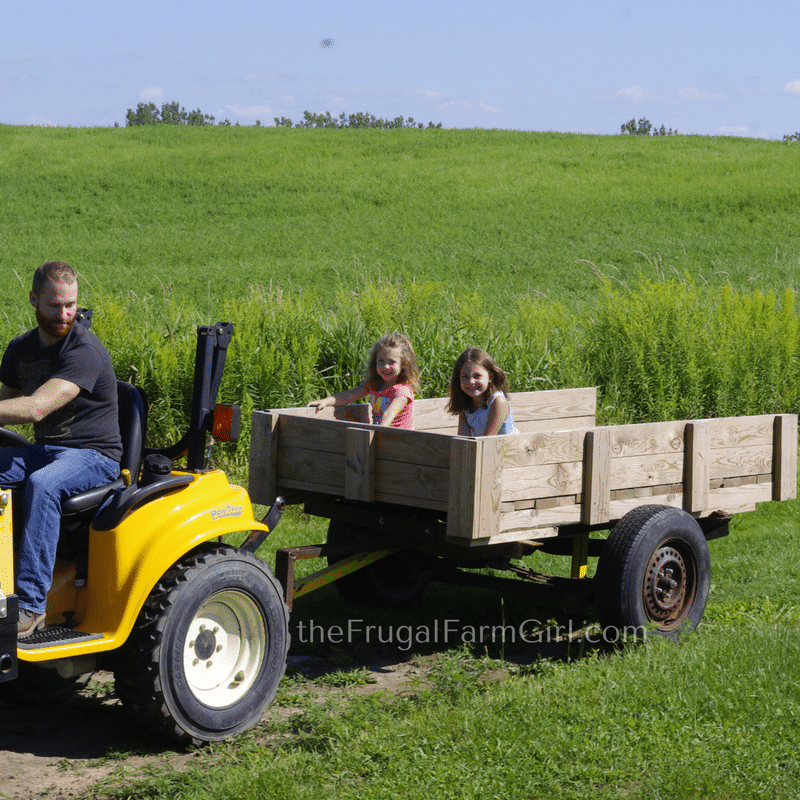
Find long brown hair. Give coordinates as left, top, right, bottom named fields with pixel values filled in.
left=365, top=332, right=420, bottom=392
left=446, top=347, right=509, bottom=414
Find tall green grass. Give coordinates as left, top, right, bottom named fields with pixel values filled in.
left=5, top=273, right=788, bottom=482
left=2, top=272, right=792, bottom=481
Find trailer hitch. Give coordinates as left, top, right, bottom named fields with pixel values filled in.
left=241, top=496, right=286, bottom=554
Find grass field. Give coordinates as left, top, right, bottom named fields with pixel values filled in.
left=2, top=126, right=800, bottom=799
left=2, top=125, right=799, bottom=314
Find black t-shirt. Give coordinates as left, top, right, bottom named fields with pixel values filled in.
left=0, top=323, right=123, bottom=462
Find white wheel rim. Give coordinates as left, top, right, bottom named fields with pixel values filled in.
left=182, top=590, right=266, bottom=708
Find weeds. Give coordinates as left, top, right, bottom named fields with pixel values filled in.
left=2, top=274, right=789, bottom=486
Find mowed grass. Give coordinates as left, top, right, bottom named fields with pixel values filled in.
left=2, top=126, right=799, bottom=798
left=94, top=501, right=800, bottom=800
left=1, top=125, right=800, bottom=313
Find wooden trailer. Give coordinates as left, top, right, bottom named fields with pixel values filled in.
left=249, top=388, right=797, bottom=636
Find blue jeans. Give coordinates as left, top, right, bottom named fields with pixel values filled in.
left=0, top=445, right=120, bottom=614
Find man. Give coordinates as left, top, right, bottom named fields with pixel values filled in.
left=0, top=261, right=122, bottom=638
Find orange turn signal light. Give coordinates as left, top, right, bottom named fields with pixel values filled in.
left=212, top=404, right=241, bottom=442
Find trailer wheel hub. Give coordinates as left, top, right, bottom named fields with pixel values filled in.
left=644, top=545, right=688, bottom=622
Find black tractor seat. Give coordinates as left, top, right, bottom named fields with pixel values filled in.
left=60, top=381, right=148, bottom=519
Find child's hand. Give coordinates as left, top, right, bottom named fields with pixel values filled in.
left=307, top=396, right=334, bottom=412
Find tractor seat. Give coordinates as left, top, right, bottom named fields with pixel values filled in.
left=60, top=381, right=148, bottom=518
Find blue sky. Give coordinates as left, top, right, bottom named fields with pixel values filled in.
left=2, top=0, right=799, bottom=138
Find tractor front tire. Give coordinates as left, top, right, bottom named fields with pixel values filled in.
left=594, top=505, right=710, bottom=640
left=115, top=544, right=289, bottom=746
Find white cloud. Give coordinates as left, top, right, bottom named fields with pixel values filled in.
left=139, top=86, right=163, bottom=101
left=678, top=87, right=726, bottom=101
left=617, top=85, right=654, bottom=103
left=716, top=125, right=748, bottom=134
left=224, top=104, right=273, bottom=122
left=784, top=79, right=800, bottom=94
left=478, top=102, right=503, bottom=114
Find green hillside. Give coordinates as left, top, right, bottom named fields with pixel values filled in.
left=2, top=125, right=799, bottom=313
left=2, top=125, right=799, bottom=459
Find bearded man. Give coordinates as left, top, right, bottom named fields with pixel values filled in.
left=0, top=261, right=122, bottom=638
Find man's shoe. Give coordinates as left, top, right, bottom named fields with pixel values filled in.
left=17, top=608, right=46, bottom=639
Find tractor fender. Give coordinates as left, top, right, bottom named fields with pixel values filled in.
left=79, top=469, right=271, bottom=650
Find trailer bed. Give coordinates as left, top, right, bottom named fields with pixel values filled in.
left=249, top=387, right=797, bottom=546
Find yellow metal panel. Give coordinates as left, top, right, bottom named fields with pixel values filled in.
left=0, top=490, right=13, bottom=595
left=19, top=470, right=271, bottom=663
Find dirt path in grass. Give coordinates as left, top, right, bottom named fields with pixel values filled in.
left=0, top=654, right=443, bottom=800
left=0, top=636, right=582, bottom=799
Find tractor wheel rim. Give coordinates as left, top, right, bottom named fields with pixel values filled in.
left=183, top=590, right=266, bottom=708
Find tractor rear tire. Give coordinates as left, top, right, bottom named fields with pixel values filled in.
left=327, top=519, right=431, bottom=607
left=114, top=544, right=289, bottom=745
left=594, top=505, right=710, bottom=640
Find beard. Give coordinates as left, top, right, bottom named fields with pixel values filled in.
left=35, top=308, right=75, bottom=340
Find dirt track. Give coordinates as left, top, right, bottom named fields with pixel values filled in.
left=0, top=655, right=434, bottom=800
left=0, top=617, right=585, bottom=799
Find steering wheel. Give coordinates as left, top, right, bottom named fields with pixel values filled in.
left=0, top=428, right=30, bottom=447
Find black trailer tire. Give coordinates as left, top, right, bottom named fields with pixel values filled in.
left=327, top=519, right=430, bottom=606
left=115, top=544, right=289, bottom=746
left=594, top=505, right=710, bottom=640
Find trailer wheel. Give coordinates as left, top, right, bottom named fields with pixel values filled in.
left=594, top=505, right=710, bottom=640
left=327, top=520, right=430, bottom=606
left=115, top=544, right=289, bottom=745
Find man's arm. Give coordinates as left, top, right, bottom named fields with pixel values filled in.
left=0, top=379, right=80, bottom=426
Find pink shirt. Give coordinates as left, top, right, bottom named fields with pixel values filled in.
left=368, top=382, right=414, bottom=428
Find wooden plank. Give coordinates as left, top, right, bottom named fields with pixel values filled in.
left=412, top=397, right=455, bottom=432
left=684, top=421, right=709, bottom=513
left=610, top=453, right=684, bottom=490
left=498, top=502, right=583, bottom=532
left=374, top=460, right=451, bottom=507
left=707, top=414, right=778, bottom=448
left=607, top=482, right=775, bottom=522
left=449, top=526, right=559, bottom=547
left=249, top=411, right=279, bottom=506
left=707, top=482, right=774, bottom=515
left=373, top=425, right=452, bottom=468
left=515, top=416, right=596, bottom=434
left=345, top=427, right=375, bottom=502
left=511, top=387, right=597, bottom=425
left=608, top=491, right=684, bottom=519
left=276, top=447, right=346, bottom=495
left=501, top=461, right=584, bottom=501
left=413, top=387, right=597, bottom=433
left=773, top=414, right=798, bottom=501
left=273, top=413, right=353, bottom=455
left=447, top=437, right=478, bottom=539
left=268, top=404, right=371, bottom=422
left=502, top=428, right=588, bottom=467
left=608, top=421, right=685, bottom=458
left=447, top=437, right=504, bottom=540
left=582, top=427, right=611, bottom=525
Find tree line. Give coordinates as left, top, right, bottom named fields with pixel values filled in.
left=124, top=102, right=441, bottom=130
left=123, top=103, right=799, bottom=140
left=620, top=117, right=678, bottom=136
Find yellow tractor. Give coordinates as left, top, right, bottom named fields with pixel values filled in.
left=0, top=321, right=289, bottom=745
